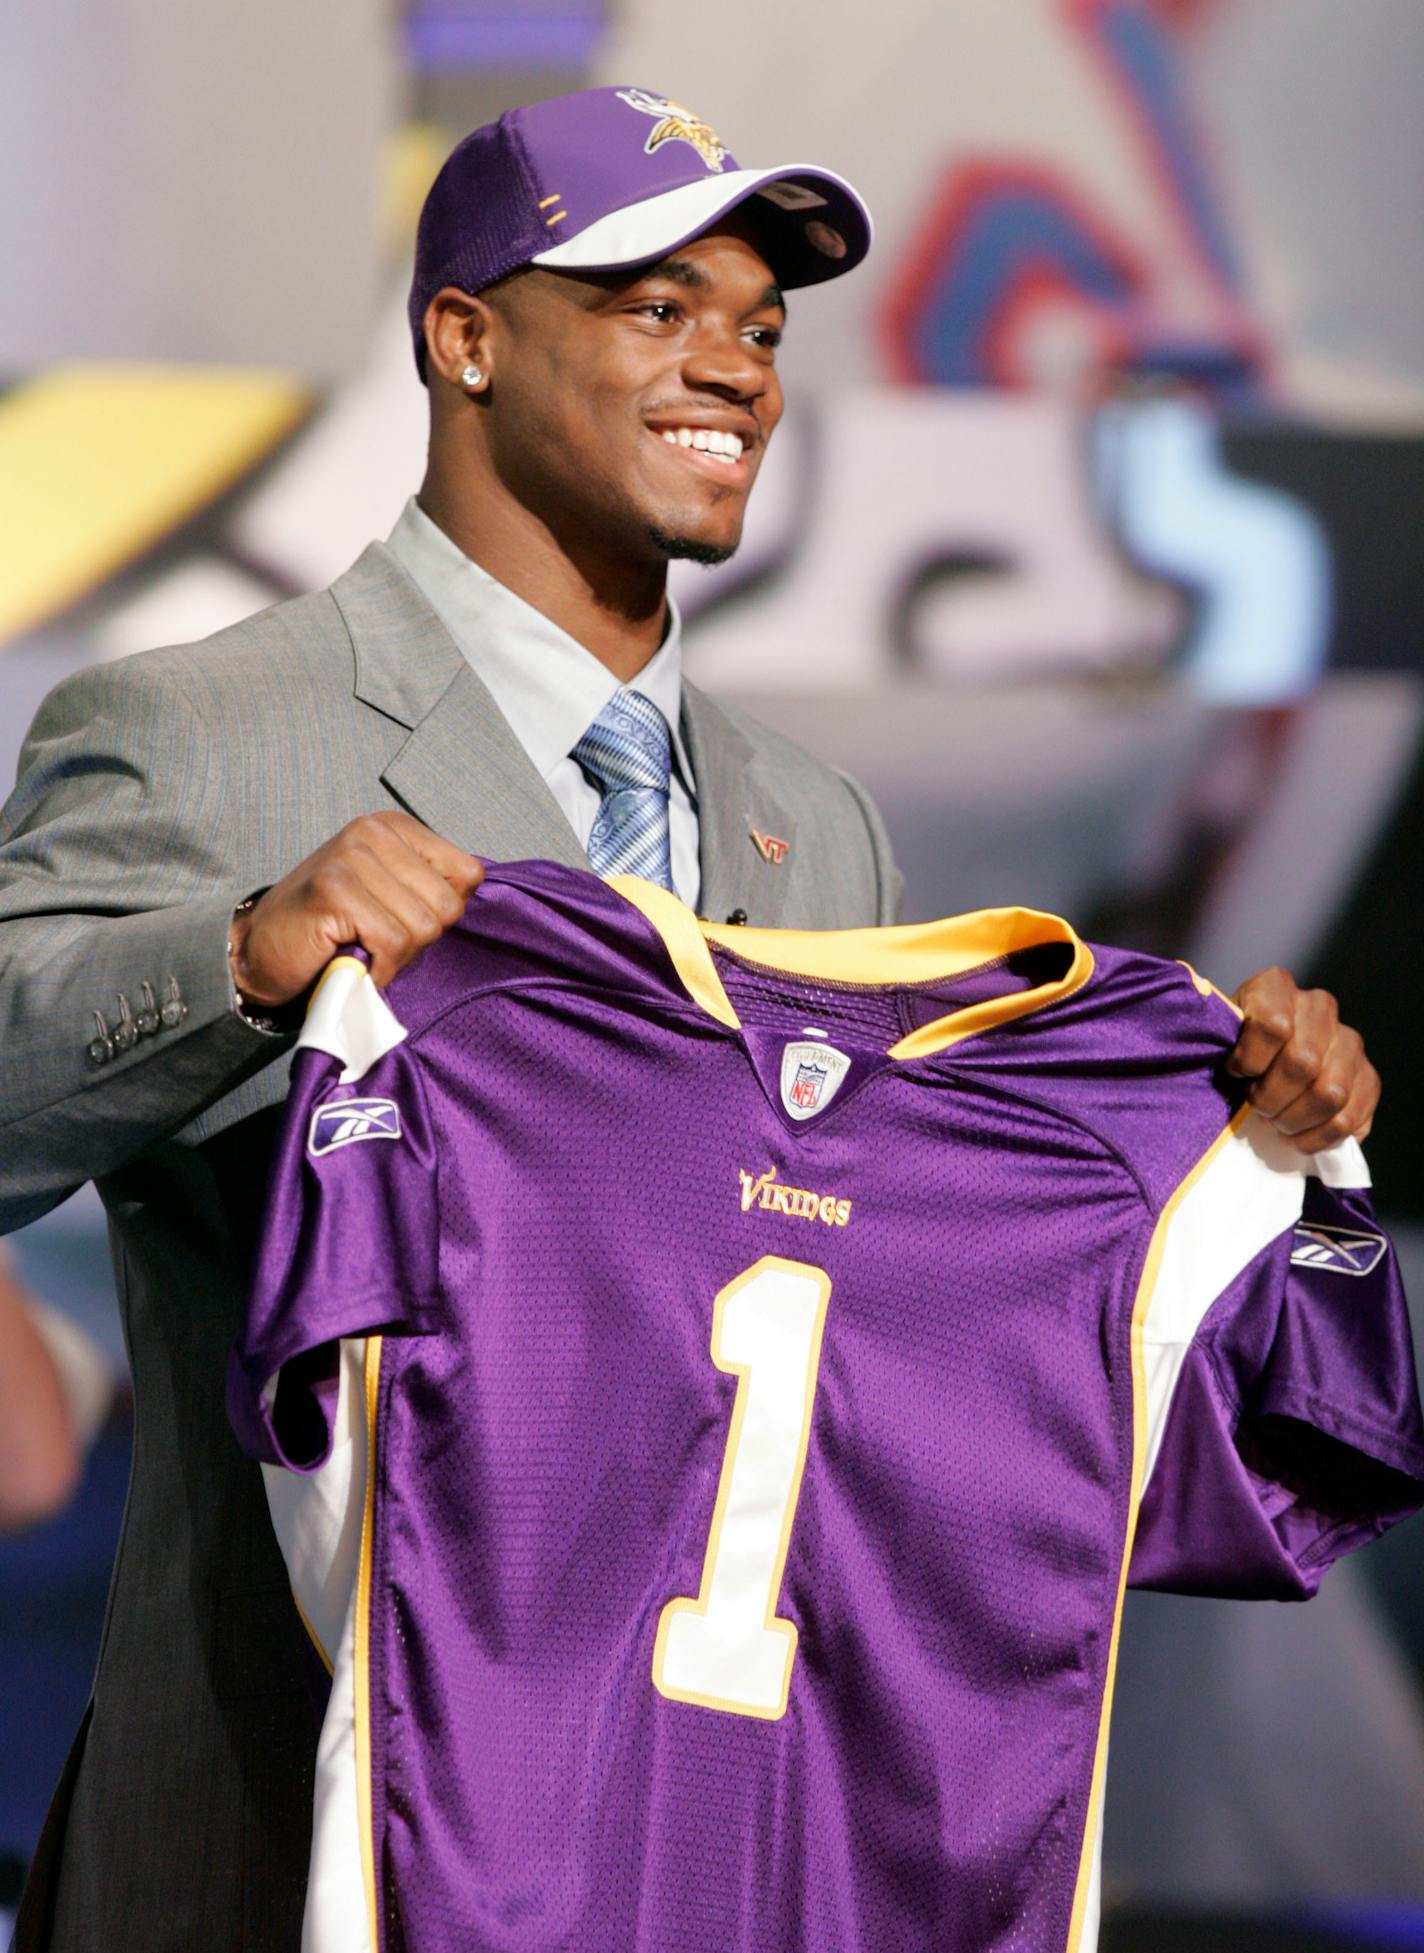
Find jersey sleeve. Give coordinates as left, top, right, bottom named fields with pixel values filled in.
left=1128, top=1119, right=1424, bottom=1599
left=226, top=954, right=442, bottom=1473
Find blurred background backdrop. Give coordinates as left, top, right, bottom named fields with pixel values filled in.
left=3, top=2, right=1422, bottom=1946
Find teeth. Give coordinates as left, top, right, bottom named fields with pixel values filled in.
left=656, top=427, right=745, bottom=461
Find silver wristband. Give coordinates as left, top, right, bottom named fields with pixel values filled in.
left=228, top=891, right=293, bottom=1037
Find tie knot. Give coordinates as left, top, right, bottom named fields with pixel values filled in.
left=572, top=689, right=672, bottom=796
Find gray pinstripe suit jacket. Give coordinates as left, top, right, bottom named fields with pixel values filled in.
left=0, top=542, right=901, bottom=1952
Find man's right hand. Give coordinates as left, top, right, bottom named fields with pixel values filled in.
left=228, top=812, right=484, bottom=1008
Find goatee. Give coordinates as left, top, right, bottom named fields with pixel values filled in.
left=646, top=526, right=736, bottom=568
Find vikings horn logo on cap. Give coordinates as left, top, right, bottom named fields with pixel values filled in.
left=616, top=89, right=727, bottom=173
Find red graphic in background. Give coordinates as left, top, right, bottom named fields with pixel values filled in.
left=879, top=0, right=1269, bottom=396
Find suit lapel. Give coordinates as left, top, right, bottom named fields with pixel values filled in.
left=332, top=543, right=586, bottom=867
left=383, top=663, right=587, bottom=867
left=683, top=682, right=799, bottom=926
left=331, top=546, right=806, bottom=908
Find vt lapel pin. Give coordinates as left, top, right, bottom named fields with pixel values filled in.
left=751, top=828, right=790, bottom=865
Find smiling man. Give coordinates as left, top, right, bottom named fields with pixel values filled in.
left=0, top=85, right=1381, bottom=1953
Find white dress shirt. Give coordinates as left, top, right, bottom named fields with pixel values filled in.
left=385, top=497, right=701, bottom=910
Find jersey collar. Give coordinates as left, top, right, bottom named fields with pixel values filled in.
left=608, top=878, right=1094, bottom=1058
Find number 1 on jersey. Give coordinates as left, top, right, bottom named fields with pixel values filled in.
left=653, top=1255, right=832, bottom=1721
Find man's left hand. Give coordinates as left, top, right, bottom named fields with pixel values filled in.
left=1225, top=967, right=1380, bottom=1154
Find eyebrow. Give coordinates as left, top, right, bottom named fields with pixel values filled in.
left=639, top=257, right=786, bottom=314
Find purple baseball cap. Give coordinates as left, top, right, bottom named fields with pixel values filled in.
left=408, top=85, right=873, bottom=378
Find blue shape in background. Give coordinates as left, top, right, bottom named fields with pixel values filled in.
left=0, top=1421, right=130, bottom=1859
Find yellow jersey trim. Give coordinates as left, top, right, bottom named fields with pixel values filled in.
left=290, top=1586, right=334, bottom=1678
left=1177, top=960, right=1243, bottom=1020
left=306, top=952, right=368, bottom=1000
left=355, top=1334, right=383, bottom=1950
left=608, top=878, right=1095, bottom=1058
left=1061, top=1101, right=1255, bottom=1952
left=608, top=879, right=742, bottom=1027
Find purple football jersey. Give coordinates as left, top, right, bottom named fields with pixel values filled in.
left=230, top=860, right=1424, bottom=1953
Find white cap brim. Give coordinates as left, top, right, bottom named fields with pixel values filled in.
left=530, top=165, right=872, bottom=288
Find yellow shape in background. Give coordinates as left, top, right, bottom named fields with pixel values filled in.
left=380, top=121, right=450, bottom=245
left=0, top=363, right=311, bottom=648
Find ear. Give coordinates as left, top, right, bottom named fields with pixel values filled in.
left=423, top=287, right=496, bottom=392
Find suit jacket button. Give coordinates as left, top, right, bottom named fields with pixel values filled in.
left=135, top=982, right=161, bottom=1036
left=87, top=1010, right=115, bottom=1065
left=112, top=995, right=138, bottom=1051
left=159, top=977, right=187, bottom=1028
left=726, top=908, right=749, bottom=925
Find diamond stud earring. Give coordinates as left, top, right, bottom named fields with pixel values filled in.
left=460, top=364, right=484, bottom=389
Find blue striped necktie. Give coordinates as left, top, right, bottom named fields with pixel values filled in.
left=572, top=689, right=675, bottom=892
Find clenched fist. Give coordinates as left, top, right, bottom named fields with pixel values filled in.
left=229, top=811, right=484, bottom=1008
left=1226, top=965, right=1380, bottom=1153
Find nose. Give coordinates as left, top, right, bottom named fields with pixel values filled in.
left=679, top=327, right=770, bottom=405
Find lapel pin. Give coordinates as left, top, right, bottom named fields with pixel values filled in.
left=751, top=828, right=790, bottom=865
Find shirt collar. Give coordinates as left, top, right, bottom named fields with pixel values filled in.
left=385, top=496, right=694, bottom=792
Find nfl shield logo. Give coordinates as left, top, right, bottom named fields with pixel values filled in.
left=790, top=1061, right=828, bottom=1111
left=779, top=1040, right=852, bottom=1122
